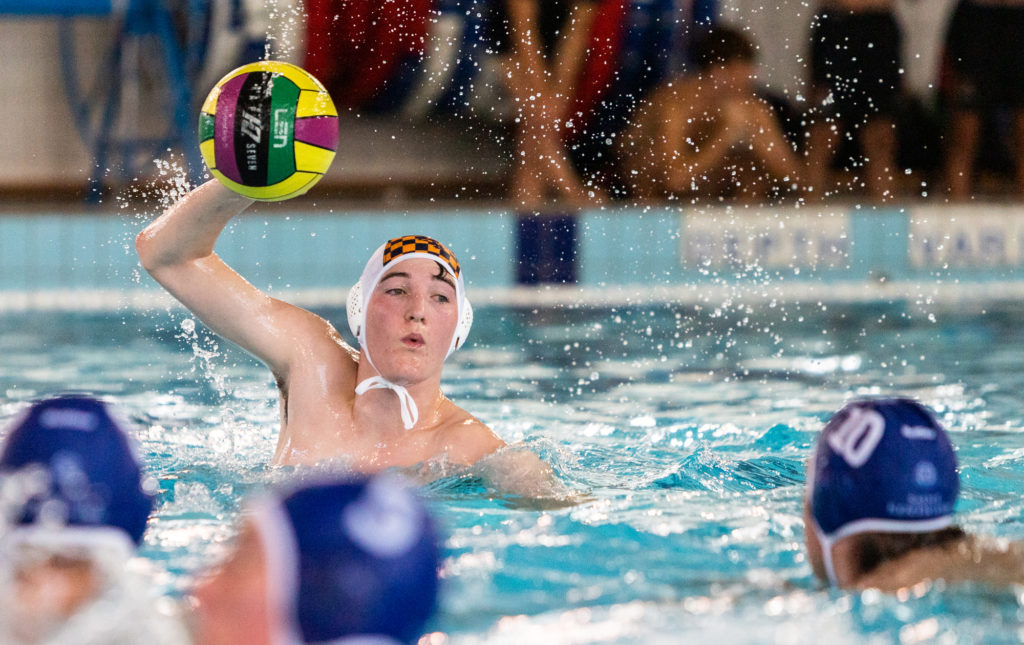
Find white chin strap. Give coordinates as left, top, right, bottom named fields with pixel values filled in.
left=813, top=522, right=840, bottom=587
left=355, top=374, right=418, bottom=430
left=348, top=281, right=419, bottom=430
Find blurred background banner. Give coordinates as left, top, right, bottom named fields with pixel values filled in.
left=1, top=0, right=1008, bottom=204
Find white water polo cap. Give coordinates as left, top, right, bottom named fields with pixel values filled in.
left=347, top=235, right=473, bottom=429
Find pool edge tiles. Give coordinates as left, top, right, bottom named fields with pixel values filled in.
left=4, top=205, right=1024, bottom=310
left=215, top=209, right=517, bottom=290
left=0, top=213, right=140, bottom=291
left=580, top=203, right=1024, bottom=288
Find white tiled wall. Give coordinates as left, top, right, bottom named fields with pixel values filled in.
left=0, top=20, right=93, bottom=186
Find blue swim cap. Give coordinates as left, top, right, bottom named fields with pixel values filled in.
left=252, top=475, right=439, bottom=645
left=809, top=398, right=959, bottom=540
left=0, top=395, right=154, bottom=546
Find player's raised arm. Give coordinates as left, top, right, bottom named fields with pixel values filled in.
left=137, top=62, right=341, bottom=377
left=136, top=180, right=335, bottom=376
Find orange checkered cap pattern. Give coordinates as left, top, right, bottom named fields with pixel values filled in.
left=382, top=235, right=461, bottom=277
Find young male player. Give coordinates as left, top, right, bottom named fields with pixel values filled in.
left=805, top=397, right=1024, bottom=591
left=138, top=180, right=562, bottom=496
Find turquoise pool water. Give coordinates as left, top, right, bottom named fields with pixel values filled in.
left=2, top=296, right=1024, bottom=643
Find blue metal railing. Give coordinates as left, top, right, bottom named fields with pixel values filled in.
left=0, top=0, right=201, bottom=199
left=0, top=0, right=116, bottom=15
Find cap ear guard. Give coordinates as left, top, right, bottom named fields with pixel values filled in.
left=347, top=282, right=364, bottom=341
left=452, top=298, right=473, bottom=352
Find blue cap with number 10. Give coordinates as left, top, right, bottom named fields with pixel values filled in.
left=808, top=397, right=959, bottom=540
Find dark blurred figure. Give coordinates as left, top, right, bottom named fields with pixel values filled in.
left=190, top=474, right=440, bottom=645
left=805, top=0, right=903, bottom=202
left=617, top=25, right=803, bottom=203
left=0, top=395, right=186, bottom=645
left=487, top=0, right=602, bottom=208
left=806, top=397, right=1024, bottom=591
left=941, top=0, right=1024, bottom=200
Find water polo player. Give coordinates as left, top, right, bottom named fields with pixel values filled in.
left=137, top=181, right=561, bottom=494
left=804, top=397, right=1024, bottom=591
left=189, top=475, right=439, bottom=645
left=0, top=395, right=188, bottom=645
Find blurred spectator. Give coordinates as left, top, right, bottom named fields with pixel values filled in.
left=941, top=0, right=1024, bottom=200
left=487, top=0, right=602, bottom=208
left=189, top=474, right=440, bottom=645
left=805, top=0, right=903, bottom=202
left=0, top=395, right=185, bottom=645
left=617, top=25, right=803, bottom=202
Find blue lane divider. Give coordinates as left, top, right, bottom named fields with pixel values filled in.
left=516, top=212, right=579, bottom=285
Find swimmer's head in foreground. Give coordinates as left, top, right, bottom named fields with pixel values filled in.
left=0, top=395, right=157, bottom=643
left=0, top=395, right=154, bottom=546
left=804, top=397, right=961, bottom=588
left=191, top=474, right=439, bottom=645
left=347, top=235, right=473, bottom=429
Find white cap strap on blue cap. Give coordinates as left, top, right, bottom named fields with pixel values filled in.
left=812, top=521, right=840, bottom=587
left=813, top=515, right=955, bottom=587
left=2, top=526, right=134, bottom=563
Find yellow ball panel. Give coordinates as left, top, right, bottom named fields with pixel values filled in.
left=294, top=140, right=337, bottom=173
left=266, top=61, right=329, bottom=92
left=210, top=168, right=323, bottom=202
left=199, top=138, right=217, bottom=169
left=200, top=84, right=221, bottom=115
left=230, top=60, right=326, bottom=93
left=296, top=90, right=339, bottom=119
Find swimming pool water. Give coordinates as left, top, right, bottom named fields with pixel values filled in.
left=3, top=299, right=1024, bottom=643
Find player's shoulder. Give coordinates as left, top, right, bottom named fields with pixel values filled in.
left=435, top=405, right=505, bottom=466
left=270, top=301, right=356, bottom=356
left=274, top=305, right=359, bottom=384
left=859, top=537, right=1024, bottom=591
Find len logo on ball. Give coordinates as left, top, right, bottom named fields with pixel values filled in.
left=199, top=60, right=338, bottom=202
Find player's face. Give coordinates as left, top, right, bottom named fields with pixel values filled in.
left=7, top=554, right=98, bottom=642
left=191, top=520, right=276, bottom=645
left=365, top=258, right=459, bottom=385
